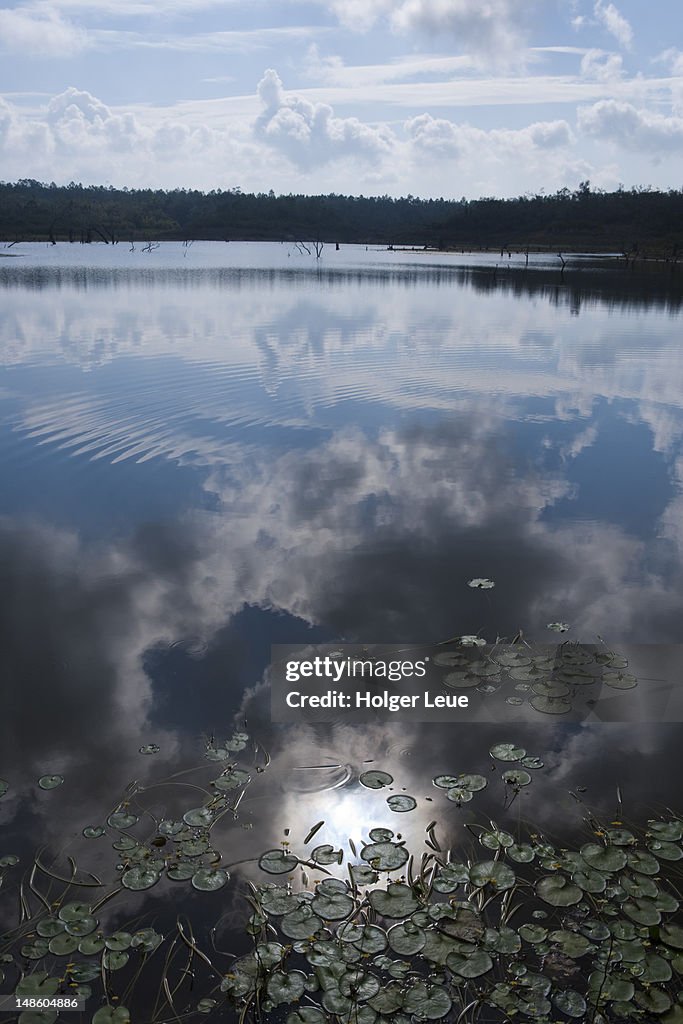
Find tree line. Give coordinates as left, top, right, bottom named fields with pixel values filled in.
left=0, top=179, right=681, bottom=255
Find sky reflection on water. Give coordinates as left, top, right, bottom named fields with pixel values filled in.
left=1, top=244, right=682, bottom=935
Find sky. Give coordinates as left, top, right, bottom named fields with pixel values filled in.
left=0, top=0, right=682, bottom=198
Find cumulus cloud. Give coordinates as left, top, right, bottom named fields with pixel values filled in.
left=0, top=5, right=88, bottom=56
left=405, top=112, right=574, bottom=161
left=578, top=99, right=683, bottom=152
left=593, top=0, right=633, bottom=49
left=327, top=0, right=533, bottom=63
left=254, top=68, right=394, bottom=169
left=580, top=48, right=623, bottom=81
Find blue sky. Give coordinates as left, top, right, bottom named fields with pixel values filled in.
left=0, top=0, right=681, bottom=197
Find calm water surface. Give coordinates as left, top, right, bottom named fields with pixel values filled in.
left=1, top=242, right=682, bottom=1010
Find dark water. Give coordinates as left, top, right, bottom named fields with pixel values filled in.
left=1, top=242, right=682, bottom=1017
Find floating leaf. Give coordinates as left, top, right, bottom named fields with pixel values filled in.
left=553, top=990, right=586, bottom=1017
left=457, top=774, right=488, bottom=792
left=388, top=921, right=426, bottom=955
left=359, top=771, right=393, bottom=790
left=530, top=695, right=572, bottom=715
left=502, top=769, right=532, bottom=787
left=447, top=949, right=493, bottom=978
left=183, top=807, right=214, bottom=828
left=387, top=795, right=416, bottom=812
left=58, top=901, right=92, bottom=923
left=281, top=906, right=323, bottom=940
left=446, top=787, right=473, bottom=804
left=259, top=849, right=299, bottom=875
left=121, top=866, right=160, bottom=890
left=92, top=1006, right=131, bottom=1023
left=489, top=743, right=526, bottom=762
left=105, top=932, right=132, bottom=951
left=360, top=842, right=409, bottom=872
left=468, top=578, right=495, bottom=589
left=536, top=875, right=582, bottom=906
left=402, top=984, right=451, bottom=1019
left=107, top=811, right=138, bottom=829
left=38, top=775, right=64, bottom=790
left=131, top=929, right=163, bottom=952
left=369, top=883, right=419, bottom=918
left=103, top=951, right=129, bottom=971
left=83, top=826, right=106, bottom=839
left=213, top=769, right=250, bottom=792
left=268, top=971, right=306, bottom=1005
left=469, top=861, right=516, bottom=890
left=167, top=861, right=196, bottom=881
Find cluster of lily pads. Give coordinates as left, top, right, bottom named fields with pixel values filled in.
left=0, top=731, right=258, bottom=1024
left=217, top=742, right=682, bottom=1024
left=2, top=728, right=682, bottom=1024
left=432, top=642, right=638, bottom=717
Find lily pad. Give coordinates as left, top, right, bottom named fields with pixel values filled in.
left=83, top=826, right=106, bottom=839
left=489, top=743, right=526, bottom=762
left=92, top=1007, right=131, bottom=1024
left=469, top=861, right=516, bottom=890
left=121, top=866, right=160, bottom=890
left=388, top=921, right=426, bottom=955
left=360, top=842, right=409, bottom=872
left=369, top=883, right=419, bottom=918
left=553, top=990, right=586, bottom=1018
left=38, top=775, right=64, bottom=790
left=536, top=875, right=582, bottom=906
left=359, top=770, right=393, bottom=790
left=447, top=949, right=493, bottom=979
left=387, top=795, right=416, bottom=812
left=259, top=849, right=299, bottom=874
left=402, top=984, right=451, bottom=1019
left=501, top=769, right=532, bottom=787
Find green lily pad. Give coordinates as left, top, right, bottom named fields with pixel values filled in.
left=623, top=899, right=661, bottom=926
left=65, top=916, right=98, bottom=937
left=536, top=875, right=582, bottom=906
left=36, top=918, right=66, bottom=937
left=530, top=695, right=572, bottom=714
left=103, top=951, right=129, bottom=971
left=387, top=795, right=416, bottom=812
left=446, top=949, right=493, bottom=979
left=131, top=929, right=163, bottom=952
left=581, top=843, right=627, bottom=872
left=388, top=921, right=426, bottom=955
left=167, top=861, right=196, bottom=881
left=553, top=990, right=586, bottom=1018
left=92, top=1006, right=131, bottom=1024
left=192, top=867, right=229, bottom=891
left=310, top=892, right=355, bottom=919
left=286, top=1009, right=327, bottom=1024
left=359, top=770, right=393, bottom=790
left=121, top=866, right=160, bottom=890
left=508, top=843, right=535, bottom=863
left=281, top=906, right=323, bottom=939
left=107, top=811, right=138, bottom=829
left=361, top=841, right=409, bottom=872
left=37, top=775, right=64, bottom=790
left=369, top=883, right=419, bottom=918
left=661, top=923, right=683, bottom=950
left=469, top=861, right=516, bottom=890
left=402, top=984, right=451, bottom=1019
left=337, top=923, right=387, bottom=954
left=489, top=743, right=526, bottom=762
left=213, top=769, right=250, bottom=791
left=446, top=787, right=473, bottom=803
left=197, top=999, right=217, bottom=1014
left=635, top=987, right=672, bottom=1014
left=83, top=826, right=106, bottom=839
left=104, top=932, right=132, bottom=951
left=259, top=849, right=299, bottom=874
left=648, top=840, right=683, bottom=861
left=267, top=970, right=306, bottom=1005
left=502, top=769, right=532, bottom=787
left=78, top=936, right=105, bottom=954
left=183, top=807, right=214, bottom=828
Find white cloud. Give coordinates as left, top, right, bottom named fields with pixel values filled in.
left=405, top=112, right=574, bottom=160
left=580, top=48, right=623, bottom=81
left=254, top=68, right=395, bottom=170
left=593, top=0, right=633, bottom=49
left=578, top=99, right=683, bottom=151
left=327, top=0, right=534, bottom=63
left=0, top=5, right=88, bottom=56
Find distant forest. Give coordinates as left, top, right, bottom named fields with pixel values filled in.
left=0, top=179, right=681, bottom=255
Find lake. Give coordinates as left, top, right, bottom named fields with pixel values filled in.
left=1, top=242, right=682, bottom=1019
